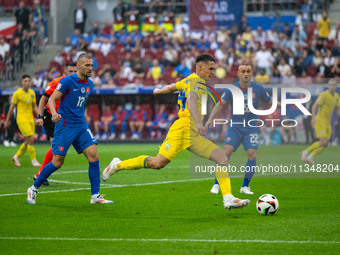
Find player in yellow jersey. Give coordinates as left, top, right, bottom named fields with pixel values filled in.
left=301, top=79, right=340, bottom=164
left=103, top=54, right=250, bottom=211
left=4, top=74, right=41, bottom=167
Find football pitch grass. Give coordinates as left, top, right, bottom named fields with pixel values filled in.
left=0, top=143, right=339, bottom=254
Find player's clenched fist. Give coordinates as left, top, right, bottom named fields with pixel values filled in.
left=51, top=113, right=61, bottom=123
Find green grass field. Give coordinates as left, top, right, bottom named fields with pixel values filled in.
left=0, top=143, right=339, bottom=254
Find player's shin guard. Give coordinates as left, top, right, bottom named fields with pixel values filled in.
left=27, top=144, right=36, bottom=160
left=16, top=143, right=27, bottom=158
left=88, top=160, right=100, bottom=195
left=311, top=146, right=325, bottom=157
left=242, top=159, right=256, bottom=187
left=215, top=164, right=231, bottom=196
left=306, top=141, right=320, bottom=154
left=35, top=148, right=53, bottom=178
left=34, top=162, right=58, bottom=189
left=118, top=155, right=150, bottom=170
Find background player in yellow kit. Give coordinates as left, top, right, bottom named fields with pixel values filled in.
left=301, top=79, right=340, bottom=164
left=4, top=74, right=41, bottom=167
left=103, top=54, right=250, bottom=211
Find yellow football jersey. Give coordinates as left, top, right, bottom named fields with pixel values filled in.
left=175, top=73, right=208, bottom=121
left=12, top=88, right=36, bottom=123
left=315, top=90, right=340, bottom=123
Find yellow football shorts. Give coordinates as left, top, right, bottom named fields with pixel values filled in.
left=314, top=121, right=331, bottom=140
left=18, top=122, right=35, bottom=137
left=158, top=118, right=218, bottom=161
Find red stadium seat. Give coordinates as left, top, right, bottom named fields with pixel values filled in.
left=143, top=77, right=155, bottom=86
left=87, top=104, right=101, bottom=122
left=308, top=66, right=317, bottom=78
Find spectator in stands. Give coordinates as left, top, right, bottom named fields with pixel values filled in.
left=282, top=69, right=296, bottom=87
left=129, top=104, right=147, bottom=140
left=117, top=61, right=134, bottom=83
left=100, top=38, right=112, bottom=57
left=270, top=68, right=282, bottom=84
left=101, top=71, right=115, bottom=88
left=229, top=25, right=238, bottom=43
left=90, top=70, right=101, bottom=87
left=283, top=23, right=292, bottom=38
left=191, top=26, right=203, bottom=41
left=10, top=37, right=23, bottom=69
left=312, top=50, right=322, bottom=66
left=147, top=59, right=163, bottom=83
left=77, top=36, right=88, bottom=52
left=63, top=37, right=73, bottom=53
left=126, top=0, right=139, bottom=33
left=329, top=23, right=340, bottom=42
left=324, top=49, right=335, bottom=67
left=32, top=0, right=47, bottom=39
left=277, top=58, right=291, bottom=76
left=14, top=1, right=31, bottom=30
left=294, top=57, right=306, bottom=77
left=13, top=23, right=24, bottom=40
left=330, top=56, right=340, bottom=77
left=54, top=51, right=64, bottom=66
left=98, top=63, right=116, bottom=78
left=133, top=62, right=145, bottom=83
left=253, top=26, right=267, bottom=46
left=89, top=21, right=100, bottom=36
left=254, top=44, right=273, bottom=75
left=102, top=19, right=112, bottom=35
left=238, top=16, right=249, bottom=35
left=216, top=27, right=229, bottom=43
left=173, top=59, right=190, bottom=79
left=174, top=17, right=189, bottom=40
left=214, top=44, right=227, bottom=62
left=163, top=44, right=178, bottom=66
left=316, top=58, right=331, bottom=78
left=147, top=104, right=169, bottom=139
left=88, top=37, right=101, bottom=52
left=255, top=68, right=270, bottom=84
left=297, top=70, right=313, bottom=85
left=183, top=50, right=195, bottom=71
left=74, top=2, right=87, bottom=34
left=317, top=10, right=331, bottom=40
left=162, top=2, right=175, bottom=33
left=0, top=36, right=10, bottom=60
left=242, top=25, right=254, bottom=44
left=113, top=0, right=126, bottom=32
left=94, top=105, right=114, bottom=140
left=143, top=2, right=157, bottom=33
left=111, top=105, right=128, bottom=140
left=70, top=29, right=81, bottom=46
left=267, top=27, right=278, bottom=43
left=31, top=72, right=43, bottom=88
left=235, top=41, right=250, bottom=64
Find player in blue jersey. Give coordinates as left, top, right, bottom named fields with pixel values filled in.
left=205, top=64, right=274, bottom=195
left=27, top=53, right=113, bottom=204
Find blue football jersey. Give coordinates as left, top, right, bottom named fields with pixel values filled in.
left=221, top=81, right=271, bottom=125
left=56, top=73, right=93, bottom=125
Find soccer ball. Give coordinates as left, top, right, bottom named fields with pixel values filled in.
left=256, top=194, right=279, bottom=215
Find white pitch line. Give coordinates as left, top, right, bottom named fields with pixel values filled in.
left=0, top=178, right=213, bottom=197
left=0, top=237, right=338, bottom=244
left=53, top=170, right=87, bottom=175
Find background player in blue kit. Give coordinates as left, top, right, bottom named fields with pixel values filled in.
left=27, top=53, right=113, bottom=204
left=206, top=63, right=275, bottom=195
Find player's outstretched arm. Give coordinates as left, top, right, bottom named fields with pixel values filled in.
left=205, top=99, right=226, bottom=129
left=4, top=103, right=16, bottom=130
left=48, top=90, right=63, bottom=123
left=153, top=84, right=177, bottom=95
left=187, top=93, right=207, bottom=136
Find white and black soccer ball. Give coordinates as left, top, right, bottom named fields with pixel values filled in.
left=256, top=194, right=279, bottom=215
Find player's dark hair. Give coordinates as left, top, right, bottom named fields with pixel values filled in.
left=77, top=53, right=92, bottom=62
left=21, top=74, right=31, bottom=80
left=195, top=53, right=215, bottom=64
left=65, top=62, right=76, bottom=68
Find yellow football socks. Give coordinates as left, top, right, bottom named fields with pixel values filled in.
left=311, top=146, right=325, bottom=157
left=215, top=164, right=232, bottom=195
left=16, top=143, right=27, bottom=158
left=306, top=141, right=320, bottom=154
left=27, top=145, right=36, bottom=161
left=118, top=155, right=150, bottom=170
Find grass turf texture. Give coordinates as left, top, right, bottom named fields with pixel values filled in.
left=0, top=144, right=339, bottom=254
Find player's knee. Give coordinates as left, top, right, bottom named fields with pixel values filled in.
left=52, top=159, right=64, bottom=168
left=320, top=140, right=328, bottom=148
left=248, top=151, right=257, bottom=160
